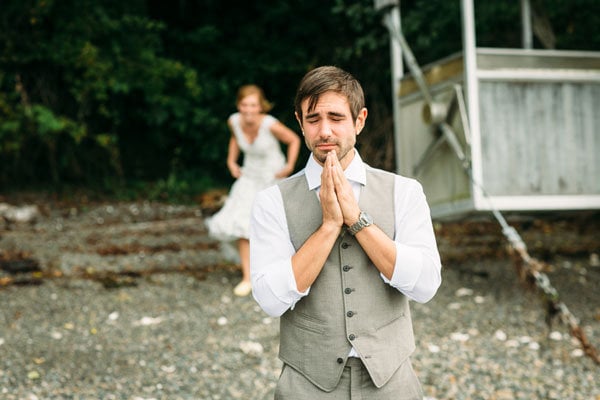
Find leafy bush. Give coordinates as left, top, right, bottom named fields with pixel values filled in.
left=0, top=0, right=597, bottom=198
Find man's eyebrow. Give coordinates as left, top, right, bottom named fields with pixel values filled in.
left=305, top=111, right=347, bottom=119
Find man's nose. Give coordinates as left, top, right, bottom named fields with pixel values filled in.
left=319, top=122, right=333, bottom=138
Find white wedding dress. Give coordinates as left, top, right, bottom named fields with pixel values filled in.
left=206, top=112, right=286, bottom=242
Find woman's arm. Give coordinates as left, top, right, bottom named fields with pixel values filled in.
left=270, top=121, right=300, bottom=178
left=226, top=121, right=242, bottom=178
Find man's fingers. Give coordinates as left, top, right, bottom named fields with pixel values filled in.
left=320, top=152, right=344, bottom=225
left=325, top=151, right=360, bottom=225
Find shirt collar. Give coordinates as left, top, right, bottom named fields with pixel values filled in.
left=305, top=149, right=367, bottom=191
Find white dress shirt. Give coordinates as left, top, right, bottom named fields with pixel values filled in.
left=250, top=151, right=442, bottom=318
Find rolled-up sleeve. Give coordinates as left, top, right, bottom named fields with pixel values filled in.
left=383, top=177, right=442, bottom=303
left=250, top=185, right=308, bottom=317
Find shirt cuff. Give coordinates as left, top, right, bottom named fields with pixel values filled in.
left=264, top=258, right=309, bottom=308
left=381, top=243, right=423, bottom=292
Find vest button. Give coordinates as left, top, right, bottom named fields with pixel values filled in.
left=343, top=265, right=352, bottom=272
left=337, top=357, right=344, bottom=364
left=348, top=334, right=356, bottom=341
left=341, top=243, right=350, bottom=249
left=344, top=288, right=352, bottom=294
left=346, top=311, right=354, bottom=317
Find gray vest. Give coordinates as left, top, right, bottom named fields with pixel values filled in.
left=277, top=166, right=415, bottom=392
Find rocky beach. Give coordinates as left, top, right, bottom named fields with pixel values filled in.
left=1, top=196, right=599, bottom=399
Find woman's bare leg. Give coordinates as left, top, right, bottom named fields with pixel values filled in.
left=233, top=238, right=251, bottom=296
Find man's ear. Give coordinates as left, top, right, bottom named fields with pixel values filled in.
left=295, top=111, right=304, bottom=135
left=355, top=107, right=368, bottom=135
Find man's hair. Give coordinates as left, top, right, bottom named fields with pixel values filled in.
left=237, top=84, right=273, bottom=113
left=294, top=66, right=365, bottom=122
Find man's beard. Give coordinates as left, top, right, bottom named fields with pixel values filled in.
left=309, top=141, right=353, bottom=165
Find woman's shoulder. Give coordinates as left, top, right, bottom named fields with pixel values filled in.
left=262, top=114, right=277, bottom=128
left=228, top=113, right=242, bottom=132
left=228, top=112, right=240, bottom=124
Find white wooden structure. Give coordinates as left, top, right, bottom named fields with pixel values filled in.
left=377, top=0, right=600, bottom=219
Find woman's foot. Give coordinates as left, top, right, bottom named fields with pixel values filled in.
left=233, top=280, right=252, bottom=297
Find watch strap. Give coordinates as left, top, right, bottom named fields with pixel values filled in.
left=347, top=211, right=372, bottom=236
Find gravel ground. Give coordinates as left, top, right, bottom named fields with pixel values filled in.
left=0, top=199, right=599, bottom=399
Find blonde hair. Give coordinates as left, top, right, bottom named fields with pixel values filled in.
left=236, top=84, right=273, bottom=113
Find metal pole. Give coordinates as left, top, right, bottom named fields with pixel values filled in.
left=461, top=0, right=483, bottom=208
left=386, top=6, right=404, bottom=174
left=383, top=18, right=433, bottom=106
left=521, top=0, right=533, bottom=49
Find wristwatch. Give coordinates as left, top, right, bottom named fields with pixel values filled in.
left=347, top=211, right=373, bottom=236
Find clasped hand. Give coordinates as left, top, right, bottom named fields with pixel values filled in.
left=319, top=151, right=360, bottom=231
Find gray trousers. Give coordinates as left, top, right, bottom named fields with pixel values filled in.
left=274, top=358, right=423, bottom=400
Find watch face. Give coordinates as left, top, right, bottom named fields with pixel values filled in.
left=361, top=212, right=373, bottom=225
left=348, top=212, right=373, bottom=235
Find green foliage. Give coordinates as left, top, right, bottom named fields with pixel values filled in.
left=401, top=1, right=463, bottom=65
left=0, top=0, right=597, bottom=199
left=0, top=0, right=210, bottom=189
